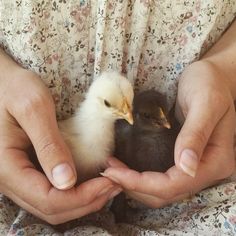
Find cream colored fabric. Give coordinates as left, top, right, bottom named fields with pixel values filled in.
left=1, top=0, right=235, bottom=118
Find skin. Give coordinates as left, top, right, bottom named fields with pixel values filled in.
left=0, top=49, right=121, bottom=224
left=103, top=20, right=236, bottom=207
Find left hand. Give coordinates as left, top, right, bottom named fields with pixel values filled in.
left=102, top=61, right=236, bottom=207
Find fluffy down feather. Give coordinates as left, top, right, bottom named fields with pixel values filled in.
left=59, top=72, right=134, bottom=183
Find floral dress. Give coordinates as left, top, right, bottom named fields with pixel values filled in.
left=0, top=0, right=236, bottom=235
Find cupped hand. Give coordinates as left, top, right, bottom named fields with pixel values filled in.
left=103, top=61, right=236, bottom=208
left=0, top=66, right=119, bottom=224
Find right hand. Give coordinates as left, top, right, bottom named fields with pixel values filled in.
left=102, top=61, right=236, bottom=208
left=0, top=67, right=119, bottom=224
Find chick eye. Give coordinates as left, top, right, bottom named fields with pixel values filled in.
left=104, top=99, right=111, bottom=108
left=143, top=112, right=150, bottom=119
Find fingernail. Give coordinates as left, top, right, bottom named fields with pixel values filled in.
left=108, top=187, right=123, bottom=200
left=52, top=163, right=75, bottom=189
left=179, top=149, right=198, bottom=177
left=100, top=172, right=120, bottom=184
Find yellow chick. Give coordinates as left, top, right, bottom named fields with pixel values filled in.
left=59, top=72, right=134, bottom=183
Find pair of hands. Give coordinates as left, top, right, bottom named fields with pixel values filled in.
left=0, top=60, right=235, bottom=224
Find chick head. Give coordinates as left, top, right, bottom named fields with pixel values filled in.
left=134, top=91, right=171, bottom=130
left=87, top=72, right=134, bottom=124
left=136, top=105, right=171, bottom=129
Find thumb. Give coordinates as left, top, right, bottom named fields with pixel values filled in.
left=174, top=97, right=228, bottom=178
left=7, top=77, right=77, bottom=190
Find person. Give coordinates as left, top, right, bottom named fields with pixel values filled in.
left=0, top=0, right=236, bottom=233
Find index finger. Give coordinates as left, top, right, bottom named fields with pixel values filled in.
left=103, top=161, right=219, bottom=200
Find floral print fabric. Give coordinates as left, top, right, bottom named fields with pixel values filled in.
left=1, top=0, right=236, bottom=235
left=1, top=0, right=236, bottom=118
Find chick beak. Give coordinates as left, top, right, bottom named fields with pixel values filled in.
left=123, top=110, right=134, bottom=125
left=162, top=120, right=171, bottom=129
left=120, top=100, right=134, bottom=125
left=160, top=108, right=171, bottom=129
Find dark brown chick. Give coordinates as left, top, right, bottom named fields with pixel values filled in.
left=111, top=90, right=181, bottom=222
left=115, top=90, right=180, bottom=172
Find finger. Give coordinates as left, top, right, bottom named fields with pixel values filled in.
left=0, top=149, right=117, bottom=214
left=102, top=166, right=185, bottom=197
left=174, top=90, right=230, bottom=177
left=7, top=184, right=120, bottom=225
left=107, top=157, right=129, bottom=168
left=126, top=190, right=189, bottom=208
left=103, top=137, right=231, bottom=199
left=6, top=74, right=77, bottom=189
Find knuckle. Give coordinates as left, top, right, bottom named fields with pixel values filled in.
left=159, top=190, right=176, bottom=200
left=38, top=202, right=55, bottom=216
left=20, top=92, right=49, bottom=118
left=37, top=196, right=60, bottom=216
left=190, top=129, right=208, bottom=148
left=206, top=89, right=231, bottom=117
left=76, top=189, right=94, bottom=206
left=210, top=147, right=235, bottom=180
left=37, top=137, right=60, bottom=157
left=219, top=155, right=235, bottom=179
left=37, top=199, right=63, bottom=225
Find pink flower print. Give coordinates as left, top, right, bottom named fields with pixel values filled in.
left=189, top=15, right=198, bottom=23
left=62, top=77, right=71, bottom=87
left=70, top=10, right=77, bottom=17
left=169, top=24, right=176, bottom=31
left=196, top=1, right=201, bottom=13
left=70, top=10, right=82, bottom=23
left=24, top=25, right=34, bottom=33
left=81, top=7, right=90, bottom=17
left=229, top=216, right=236, bottom=225
left=52, top=93, right=60, bottom=105
left=70, top=10, right=85, bottom=31
left=89, top=56, right=95, bottom=63
left=140, top=0, right=150, bottom=7
left=46, top=57, right=52, bottom=64
left=52, top=53, right=59, bottom=61
left=119, top=16, right=127, bottom=28
left=44, top=11, right=50, bottom=19
left=108, top=2, right=114, bottom=10
left=224, top=186, right=235, bottom=195
left=178, top=34, right=188, bottom=46
left=30, top=17, right=37, bottom=27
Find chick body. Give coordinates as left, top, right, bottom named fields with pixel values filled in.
left=115, top=90, right=180, bottom=172
left=112, top=90, right=181, bottom=222
left=59, top=72, right=134, bottom=183
left=59, top=103, right=115, bottom=182
left=115, top=123, right=177, bottom=172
